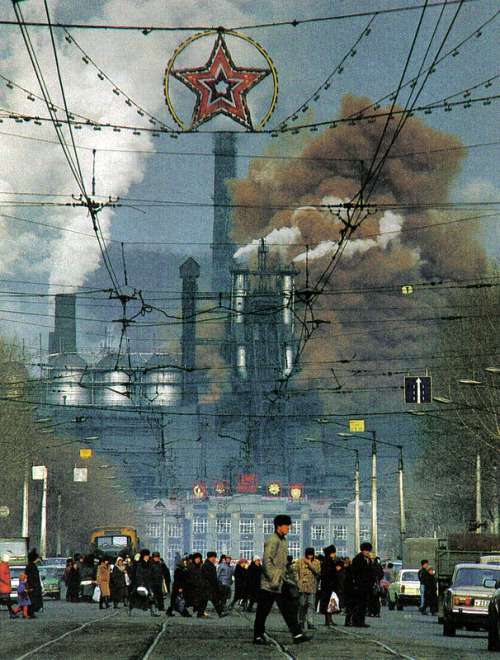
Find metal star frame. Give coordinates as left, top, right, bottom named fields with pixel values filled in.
left=165, top=30, right=278, bottom=131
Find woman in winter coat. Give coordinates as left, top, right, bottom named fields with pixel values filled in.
left=96, top=556, right=111, bottom=609
left=230, top=558, right=248, bottom=609
left=110, top=557, right=128, bottom=608
left=0, top=553, right=17, bottom=618
left=319, top=545, right=341, bottom=627
left=166, top=556, right=191, bottom=617
left=246, top=556, right=262, bottom=612
left=66, top=561, right=81, bottom=603
left=128, top=549, right=159, bottom=616
left=26, top=548, right=43, bottom=616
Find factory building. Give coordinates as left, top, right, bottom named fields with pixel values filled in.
left=34, top=132, right=367, bottom=554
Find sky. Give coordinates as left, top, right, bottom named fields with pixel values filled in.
left=0, top=0, right=498, bottom=376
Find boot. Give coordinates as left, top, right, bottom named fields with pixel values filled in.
left=150, top=604, right=161, bottom=617
left=325, top=612, right=336, bottom=627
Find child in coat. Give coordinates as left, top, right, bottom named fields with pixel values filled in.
left=12, top=573, right=33, bottom=619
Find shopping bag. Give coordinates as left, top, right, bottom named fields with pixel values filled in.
left=92, top=585, right=101, bottom=602
left=327, top=591, right=340, bottom=613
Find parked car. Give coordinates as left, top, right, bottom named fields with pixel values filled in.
left=40, top=565, right=64, bottom=600
left=387, top=569, right=420, bottom=610
left=442, top=563, right=500, bottom=637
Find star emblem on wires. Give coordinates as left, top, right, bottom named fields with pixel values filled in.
left=171, top=32, right=271, bottom=131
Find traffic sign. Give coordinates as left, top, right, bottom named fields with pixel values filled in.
left=404, top=376, right=432, bottom=404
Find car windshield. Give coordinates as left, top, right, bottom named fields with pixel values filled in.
left=453, top=567, right=500, bottom=587
left=383, top=571, right=394, bottom=582
left=401, top=571, right=419, bottom=582
left=40, top=567, right=61, bottom=579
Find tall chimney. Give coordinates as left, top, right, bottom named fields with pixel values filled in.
left=212, top=132, right=236, bottom=295
left=180, top=258, right=200, bottom=404
left=48, top=293, right=77, bottom=356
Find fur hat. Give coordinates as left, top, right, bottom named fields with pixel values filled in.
left=323, top=545, right=336, bottom=557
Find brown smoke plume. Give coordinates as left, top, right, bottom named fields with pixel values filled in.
left=226, top=95, right=489, bottom=408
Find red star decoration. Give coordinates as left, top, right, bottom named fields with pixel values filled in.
left=172, top=34, right=271, bottom=130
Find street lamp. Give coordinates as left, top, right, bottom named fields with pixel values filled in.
left=305, top=437, right=360, bottom=554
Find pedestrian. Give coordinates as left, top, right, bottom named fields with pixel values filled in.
left=230, top=558, right=248, bottom=610
left=200, top=551, right=230, bottom=618
left=367, top=555, right=384, bottom=617
left=217, top=554, right=233, bottom=607
left=319, top=545, right=341, bottom=627
left=166, top=555, right=191, bottom=617
left=294, top=547, right=321, bottom=631
left=186, top=552, right=208, bottom=617
left=110, top=557, right=128, bottom=608
left=423, top=567, right=439, bottom=616
left=128, top=549, right=159, bottom=616
left=11, top=572, right=32, bottom=619
left=96, top=556, right=111, bottom=609
left=0, top=553, right=17, bottom=619
left=253, top=514, right=311, bottom=646
left=150, top=552, right=165, bottom=612
left=79, top=555, right=97, bottom=603
left=65, top=560, right=81, bottom=603
left=418, top=559, right=431, bottom=614
left=246, top=556, right=262, bottom=613
left=25, top=548, right=43, bottom=616
left=349, top=542, right=374, bottom=627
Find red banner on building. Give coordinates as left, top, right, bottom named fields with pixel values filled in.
left=237, top=473, right=258, bottom=493
left=192, top=482, right=207, bottom=499
left=213, top=479, right=229, bottom=497
left=266, top=480, right=282, bottom=497
left=288, top=483, right=304, bottom=500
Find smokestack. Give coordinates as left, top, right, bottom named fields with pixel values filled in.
left=180, top=257, right=200, bottom=405
left=48, top=293, right=77, bottom=356
left=212, top=131, right=236, bottom=295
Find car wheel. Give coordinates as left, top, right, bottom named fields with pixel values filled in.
left=443, top=616, right=456, bottom=637
left=396, top=596, right=404, bottom=611
left=388, top=597, right=395, bottom=611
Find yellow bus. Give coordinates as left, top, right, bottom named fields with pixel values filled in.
left=90, top=526, right=140, bottom=558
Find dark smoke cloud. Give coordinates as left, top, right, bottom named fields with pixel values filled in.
left=227, top=95, right=489, bottom=408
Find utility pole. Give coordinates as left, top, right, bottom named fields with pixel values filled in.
left=371, top=433, right=378, bottom=556
left=399, top=446, right=406, bottom=551
left=354, top=449, right=360, bottom=553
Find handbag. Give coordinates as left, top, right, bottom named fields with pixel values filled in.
left=327, top=591, right=340, bottom=614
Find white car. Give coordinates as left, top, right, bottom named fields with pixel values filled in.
left=442, top=563, right=500, bottom=637
left=387, top=569, right=421, bottom=610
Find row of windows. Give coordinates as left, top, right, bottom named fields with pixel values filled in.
left=147, top=520, right=369, bottom=540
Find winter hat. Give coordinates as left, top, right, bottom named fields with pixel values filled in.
left=323, top=545, right=336, bottom=557
left=1, top=553, right=10, bottom=562
left=253, top=555, right=260, bottom=562
left=28, top=548, right=39, bottom=562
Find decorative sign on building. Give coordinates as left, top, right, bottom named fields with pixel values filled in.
left=165, top=29, right=278, bottom=131
left=80, top=448, right=92, bottom=459
left=238, top=473, right=258, bottom=493
left=266, top=480, right=282, bottom=497
left=288, top=483, right=305, bottom=500
left=213, top=479, right=229, bottom=497
left=192, top=482, right=207, bottom=499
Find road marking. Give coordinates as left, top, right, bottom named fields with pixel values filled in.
left=14, top=610, right=119, bottom=660
left=142, top=619, right=169, bottom=660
